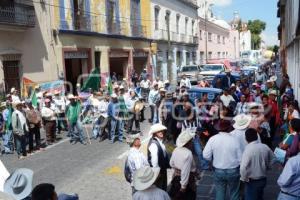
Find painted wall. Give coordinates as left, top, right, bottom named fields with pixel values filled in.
left=240, top=30, right=251, bottom=52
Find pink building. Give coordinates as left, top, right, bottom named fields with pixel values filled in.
left=198, top=17, right=240, bottom=64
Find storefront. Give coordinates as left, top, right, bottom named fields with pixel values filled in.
left=109, top=50, right=130, bottom=80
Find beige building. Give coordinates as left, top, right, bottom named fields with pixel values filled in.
left=0, top=0, right=154, bottom=94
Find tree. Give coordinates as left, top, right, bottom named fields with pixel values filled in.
left=248, top=19, right=266, bottom=50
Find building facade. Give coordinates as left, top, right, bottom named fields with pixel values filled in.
left=197, top=0, right=240, bottom=64
left=278, top=0, right=300, bottom=102
left=150, top=0, right=199, bottom=83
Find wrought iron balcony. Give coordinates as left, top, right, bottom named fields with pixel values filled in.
left=0, top=3, right=35, bottom=27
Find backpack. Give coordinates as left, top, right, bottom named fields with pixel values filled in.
left=124, top=157, right=132, bottom=183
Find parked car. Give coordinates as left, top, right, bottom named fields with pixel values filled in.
left=199, top=64, right=226, bottom=82
left=188, top=87, right=222, bottom=102
left=177, top=65, right=203, bottom=85
left=211, top=72, right=241, bottom=88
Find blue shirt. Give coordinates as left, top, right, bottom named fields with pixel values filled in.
left=107, top=102, right=119, bottom=120
left=277, top=154, right=300, bottom=196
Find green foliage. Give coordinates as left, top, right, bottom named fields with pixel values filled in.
left=248, top=19, right=266, bottom=50
left=273, top=45, right=279, bottom=54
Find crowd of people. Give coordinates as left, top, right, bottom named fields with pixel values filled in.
left=0, top=63, right=300, bottom=199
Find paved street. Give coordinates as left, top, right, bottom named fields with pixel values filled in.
left=1, top=107, right=283, bottom=200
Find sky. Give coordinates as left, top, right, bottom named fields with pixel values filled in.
left=211, top=0, right=279, bottom=46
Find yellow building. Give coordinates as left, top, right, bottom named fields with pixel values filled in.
left=52, top=0, right=153, bottom=90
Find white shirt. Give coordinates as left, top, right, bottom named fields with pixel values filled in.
left=230, top=129, right=262, bottom=154
left=148, top=137, right=167, bottom=168
left=0, top=160, right=10, bottom=192
left=284, top=109, right=300, bottom=120
left=12, top=110, right=29, bottom=133
left=169, top=147, right=196, bottom=189
left=180, top=78, right=191, bottom=89
left=125, top=96, right=138, bottom=111
left=133, top=185, right=170, bottom=200
left=220, top=94, right=235, bottom=107
left=127, top=147, right=149, bottom=183
left=140, top=80, right=151, bottom=89
left=148, top=89, right=159, bottom=105
left=41, top=106, right=56, bottom=121
left=203, top=132, right=242, bottom=169
left=11, top=94, right=20, bottom=103
left=53, top=97, right=66, bottom=113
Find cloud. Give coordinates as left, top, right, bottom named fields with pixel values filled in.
left=261, top=32, right=279, bottom=46
left=210, top=0, right=232, bottom=6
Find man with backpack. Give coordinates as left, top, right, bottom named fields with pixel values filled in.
left=125, top=138, right=149, bottom=194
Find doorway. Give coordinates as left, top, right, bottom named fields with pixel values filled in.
left=109, top=57, right=128, bottom=80
left=3, top=60, right=20, bottom=93
left=65, top=58, right=83, bottom=93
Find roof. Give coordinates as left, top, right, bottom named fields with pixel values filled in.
left=214, top=19, right=231, bottom=30
left=179, top=0, right=198, bottom=8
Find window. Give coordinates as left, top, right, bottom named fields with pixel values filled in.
left=208, top=52, right=212, bottom=59
left=223, top=36, right=225, bottom=44
left=200, top=30, right=202, bottom=40
left=217, top=35, right=220, bottom=44
left=165, top=11, right=170, bottom=29
left=94, top=51, right=101, bottom=69
left=186, top=52, right=190, bottom=65
left=106, top=0, right=116, bottom=33
left=185, top=17, right=188, bottom=34
left=208, top=32, right=212, bottom=41
left=222, top=52, right=225, bottom=58
left=217, top=52, right=221, bottom=58
left=154, top=7, right=160, bottom=30
left=201, top=64, right=224, bottom=71
left=200, top=51, right=204, bottom=62
left=176, top=14, right=180, bottom=33
left=192, top=20, right=195, bottom=35
left=192, top=52, right=196, bottom=64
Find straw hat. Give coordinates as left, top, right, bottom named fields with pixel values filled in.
left=270, top=76, right=277, bottom=82
left=159, top=88, right=166, bottom=92
left=164, top=80, right=170, bottom=84
left=233, top=114, right=252, bottom=130
left=149, top=123, right=167, bottom=135
left=54, top=90, right=60, bottom=95
left=4, top=168, right=33, bottom=200
left=10, top=88, right=16, bottom=94
left=133, top=167, right=160, bottom=191
left=269, top=90, right=277, bottom=96
left=111, top=93, right=118, bottom=98
left=67, top=94, right=75, bottom=99
left=176, top=129, right=195, bottom=147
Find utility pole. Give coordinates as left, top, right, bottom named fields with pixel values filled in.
left=205, top=1, right=208, bottom=63
left=166, top=13, right=173, bottom=84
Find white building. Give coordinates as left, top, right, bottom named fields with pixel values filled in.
left=240, top=30, right=251, bottom=52
left=151, top=0, right=199, bottom=83
left=197, top=0, right=240, bottom=63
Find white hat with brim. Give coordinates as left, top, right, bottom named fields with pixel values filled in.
left=111, top=94, right=118, bottom=98
left=164, top=80, right=170, bottom=84
left=133, top=167, right=160, bottom=191
left=12, top=100, right=22, bottom=107
left=67, top=94, right=75, bottom=99
left=270, top=76, right=277, bottom=82
left=176, top=129, right=195, bottom=147
left=269, top=90, right=277, bottom=96
left=10, top=88, right=16, bottom=94
left=233, top=114, right=252, bottom=130
left=119, top=85, right=125, bottom=90
left=266, top=80, right=272, bottom=83
left=149, top=123, right=167, bottom=135
left=248, top=102, right=260, bottom=109
left=4, top=168, right=33, bottom=200
left=0, top=192, right=15, bottom=200
left=159, top=88, right=166, bottom=92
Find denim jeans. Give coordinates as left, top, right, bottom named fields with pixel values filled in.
left=193, top=135, right=209, bottom=170
left=110, top=119, right=123, bottom=142
left=2, top=130, right=13, bottom=153
left=69, top=120, right=85, bottom=142
left=278, top=192, right=300, bottom=200
left=14, top=134, right=27, bottom=156
left=213, top=167, right=240, bottom=200
left=245, top=178, right=267, bottom=200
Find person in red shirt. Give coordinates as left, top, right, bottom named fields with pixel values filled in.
left=268, top=90, right=281, bottom=140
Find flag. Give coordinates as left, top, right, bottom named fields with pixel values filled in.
left=30, top=90, right=38, bottom=107
left=81, top=68, right=100, bottom=92
left=107, top=77, right=113, bottom=95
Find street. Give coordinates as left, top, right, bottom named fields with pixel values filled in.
left=1, top=108, right=282, bottom=200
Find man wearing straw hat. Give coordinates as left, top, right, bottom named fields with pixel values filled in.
left=66, top=94, right=86, bottom=145
left=147, top=123, right=169, bottom=191
left=132, top=166, right=170, bottom=200
left=41, top=98, right=57, bottom=145
left=12, top=101, right=29, bottom=159
left=169, top=129, right=197, bottom=200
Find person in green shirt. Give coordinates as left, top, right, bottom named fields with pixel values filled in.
left=2, top=101, right=14, bottom=154
left=66, top=94, right=86, bottom=145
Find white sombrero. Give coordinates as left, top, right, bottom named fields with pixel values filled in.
left=149, top=123, right=167, bottom=135
left=133, top=167, right=160, bottom=191
left=176, top=129, right=195, bottom=147
left=270, top=76, right=277, bottom=82
left=233, top=114, right=252, bottom=130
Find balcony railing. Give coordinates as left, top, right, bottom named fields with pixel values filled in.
left=0, top=3, right=35, bottom=27
left=154, top=29, right=198, bottom=44
left=59, top=15, right=148, bottom=38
